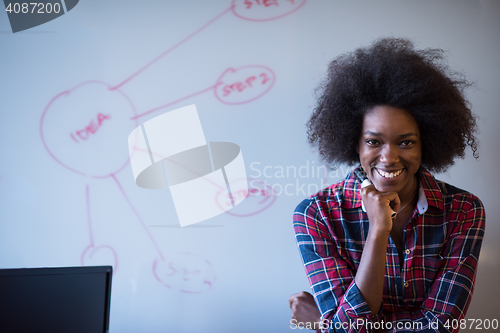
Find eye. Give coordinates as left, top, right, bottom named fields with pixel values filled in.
left=400, top=140, right=415, bottom=147
left=366, top=139, right=380, bottom=146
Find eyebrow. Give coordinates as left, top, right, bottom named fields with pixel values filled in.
left=363, top=131, right=419, bottom=138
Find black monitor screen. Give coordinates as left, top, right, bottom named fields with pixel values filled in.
left=0, top=266, right=112, bottom=333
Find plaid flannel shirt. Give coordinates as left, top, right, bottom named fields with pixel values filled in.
left=293, top=166, right=485, bottom=332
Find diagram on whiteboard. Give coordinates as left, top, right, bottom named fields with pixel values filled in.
left=38, top=0, right=306, bottom=293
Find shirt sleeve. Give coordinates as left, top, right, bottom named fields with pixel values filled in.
left=293, top=197, right=382, bottom=333
left=387, top=196, right=485, bottom=333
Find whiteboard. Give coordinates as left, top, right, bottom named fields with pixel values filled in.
left=1, top=1, right=499, bottom=332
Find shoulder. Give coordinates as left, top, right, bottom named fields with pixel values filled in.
left=292, top=179, right=344, bottom=235
left=436, top=178, right=484, bottom=214
left=420, top=169, right=485, bottom=229
left=439, top=180, right=485, bottom=232
left=420, top=168, right=482, bottom=207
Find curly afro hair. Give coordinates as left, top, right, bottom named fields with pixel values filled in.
left=308, top=37, right=478, bottom=173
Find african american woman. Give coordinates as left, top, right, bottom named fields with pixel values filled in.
left=289, top=38, right=485, bottom=333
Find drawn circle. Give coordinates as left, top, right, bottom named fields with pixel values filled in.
left=152, top=252, right=215, bottom=293
left=81, top=245, right=118, bottom=271
left=214, top=65, right=275, bottom=105
left=40, top=81, right=138, bottom=178
left=231, top=0, right=306, bottom=22
left=215, top=178, right=276, bottom=217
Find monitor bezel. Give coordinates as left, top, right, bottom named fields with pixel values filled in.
left=0, top=265, right=113, bottom=333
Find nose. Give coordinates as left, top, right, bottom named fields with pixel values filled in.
left=379, top=144, right=399, bottom=165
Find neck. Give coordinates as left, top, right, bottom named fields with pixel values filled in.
left=398, top=174, right=419, bottom=206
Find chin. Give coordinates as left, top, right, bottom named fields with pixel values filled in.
left=373, top=182, right=404, bottom=193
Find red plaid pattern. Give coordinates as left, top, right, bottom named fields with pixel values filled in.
left=293, top=166, right=485, bottom=332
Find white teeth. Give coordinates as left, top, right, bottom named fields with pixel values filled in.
left=377, top=169, right=403, bottom=178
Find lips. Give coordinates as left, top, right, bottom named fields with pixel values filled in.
left=375, top=168, right=404, bottom=179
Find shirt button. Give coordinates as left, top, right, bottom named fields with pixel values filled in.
left=404, top=281, right=409, bottom=288
left=405, top=249, right=411, bottom=255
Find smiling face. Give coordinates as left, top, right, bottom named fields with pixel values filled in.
left=358, top=105, right=422, bottom=199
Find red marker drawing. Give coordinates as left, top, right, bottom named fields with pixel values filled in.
left=39, top=0, right=306, bottom=291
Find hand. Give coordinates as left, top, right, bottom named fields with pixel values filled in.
left=289, top=291, right=322, bottom=328
left=360, top=184, right=400, bottom=235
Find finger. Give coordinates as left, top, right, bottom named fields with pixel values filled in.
left=388, top=193, right=401, bottom=213
left=360, top=185, right=377, bottom=198
left=303, top=291, right=314, bottom=301
left=368, top=191, right=400, bottom=214
left=361, top=183, right=376, bottom=192
left=391, top=200, right=400, bottom=214
left=289, top=292, right=301, bottom=307
left=289, top=296, right=301, bottom=309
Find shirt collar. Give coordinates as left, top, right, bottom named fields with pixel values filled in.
left=342, top=165, right=443, bottom=213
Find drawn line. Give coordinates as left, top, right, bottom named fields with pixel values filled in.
left=86, top=184, right=94, bottom=246
left=130, top=83, right=221, bottom=120
left=110, top=6, right=234, bottom=91
left=80, top=184, right=100, bottom=266
left=111, top=174, right=165, bottom=260
left=40, top=90, right=87, bottom=177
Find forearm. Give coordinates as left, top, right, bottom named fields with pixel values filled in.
left=354, top=229, right=389, bottom=315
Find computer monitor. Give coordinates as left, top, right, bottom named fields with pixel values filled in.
left=0, top=265, right=112, bottom=333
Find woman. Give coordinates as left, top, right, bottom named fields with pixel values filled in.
left=290, top=38, right=485, bottom=333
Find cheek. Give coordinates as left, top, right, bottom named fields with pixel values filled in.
left=358, top=147, right=376, bottom=163
left=411, top=146, right=422, bottom=161
left=405, top=150, right=422, bottom=167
